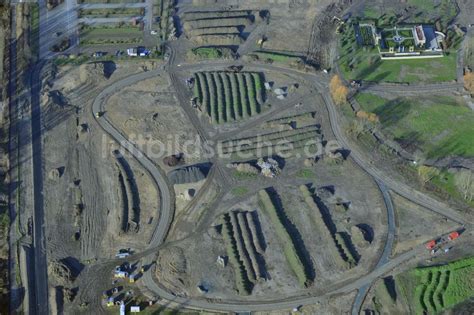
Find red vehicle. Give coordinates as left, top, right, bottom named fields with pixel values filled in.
left=426, top=240, right=437, bottom=250
left=448, top=231, right=460, bottom=241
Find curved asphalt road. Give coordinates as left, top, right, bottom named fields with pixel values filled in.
left=91, top=67, right=174, bottom=248
left=351, top=181, right=396, bottom=315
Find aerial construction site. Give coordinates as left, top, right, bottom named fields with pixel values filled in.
left=1, top=0, right=474, bottom=314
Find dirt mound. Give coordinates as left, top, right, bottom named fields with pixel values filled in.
left=169, top=164, right=210, bottom=185
left=48, top=168, right=61, bottom=181
left=163, top=154, right=184, bottom=167
left=79, top=62, right=107, bottom=84
left=350, top=225, right=370, bottom=248
left=48, top=260, right=75, bottom=284
left=236, top=163, right=259, bottom=175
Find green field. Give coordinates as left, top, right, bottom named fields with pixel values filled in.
left=189, top=47, right=234, bottom=60
left=194, top=71, right=265, bottom=124
left=258, top=189, right=313, bottom=287
left=78, top=7, right=143, bottom=18
left=79, top=25, right=143, bottom=46
left=251, top=51, right=303, bottom=64
left=354, top=94, right=474, bottom=159
left=398, top=256, right=474, bottom=315
left=339, top=26, right=457, bottom=83
left=30, top=4, right=39, bottom=58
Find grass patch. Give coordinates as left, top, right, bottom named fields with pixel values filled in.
left=80, top=26, right=142, bottom=37
left=258, top=189, right=313, bottom=287
left=78, top=7, right=143, bottom=18
left=354, top=94, right=474, bottom=159
left=231, top=186, right=249, bottom=197
left=296, top=168, right=315, bottom=179
left=189, top=47, right=233, bottom=60
left=354, top=93, right=387, bottom=113
left=232, top=171, right=258, bottom=180
left=398, top=256, right=474, bottom=315
left=248, top=51, right=303, bottom=64
left=30, top=3, right=39, bottom=58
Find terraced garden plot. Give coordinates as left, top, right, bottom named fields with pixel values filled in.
left=399, top=256, right=474, bottom=315
left=79, top=26, right=143, bottom=45
left=258, top=189, right=314, bottom=287
left=300, top=185, right=356, bottom=269
left=78, top=7, right=143, bottom=18
left=218, top=125, right=322, bottom=158
left=194, top=71, right=265, bottom=124
left=221, top=210, right=267, bottom=295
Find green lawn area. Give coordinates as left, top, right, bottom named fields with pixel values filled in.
left=397, top=256, right=474, bottom=315
left=30, top=3, right=40, bottom=58
left=251, top=51, right=303, bottom=64
left=338, top=39, right=457, bottom=83
left=79, top=7, right=143, bottom=18
left=231, top=186, right=249, bottom=196
left=354, top=93, right=474, bottom=159
left=296, top=168, right=315, bottom=179
left=80, top=27, right=142, bottom=37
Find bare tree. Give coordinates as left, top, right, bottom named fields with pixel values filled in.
left=455, top=170, right=474, bottom=202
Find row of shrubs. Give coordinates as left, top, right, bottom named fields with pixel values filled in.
left=194, top=71, right=265, bottom=124
left=222, top=211, right=267, bottom=295
left=300, top=185, right=357, bottom=269
left=222, top=213, right=254, bottom=295
left=258, top=189, right=313, bottom=287
left=411, top=256, right=474, bottom=315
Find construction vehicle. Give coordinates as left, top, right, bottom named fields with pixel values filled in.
left=257, top=35, right=267, bottom=48
left=426, top=239, right=436, bottom=250
left=426, top=230, right=461, bottom=252
left=190, top=97, right=198, bottom=108
left=448, top=231, right=460, bottom=241
left=95, top=111, right=104, bottom=118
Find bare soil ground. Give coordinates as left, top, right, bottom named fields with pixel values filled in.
left=106, top=75, right=205, bottom=167
left=391, top=193, right=459, bottom=255
left=41, top=61, right=164, bottom=312
left=177, top=0, right=337, bottom=55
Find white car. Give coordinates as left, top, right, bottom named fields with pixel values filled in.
left=150, top=30, right=158, bottom=35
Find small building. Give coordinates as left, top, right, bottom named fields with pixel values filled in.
left=127, top=47, right=150, bottom=57
left=413, top=25, right=426, bottom=46
left=355, top=23, right=444, bottom=59
left=127, top=48, right=138, bottom=57
left=130, top=306, right=141, bottom=313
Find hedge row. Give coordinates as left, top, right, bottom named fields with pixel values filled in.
left=222, top=213, right=253, bottom=295
left=300, top=185, right=352, bottom=269
left=193, top=71, right=265, bottom=124
left=236, top=211, right=264, bottom=280
left=258, top=190, right=311, bottom=287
